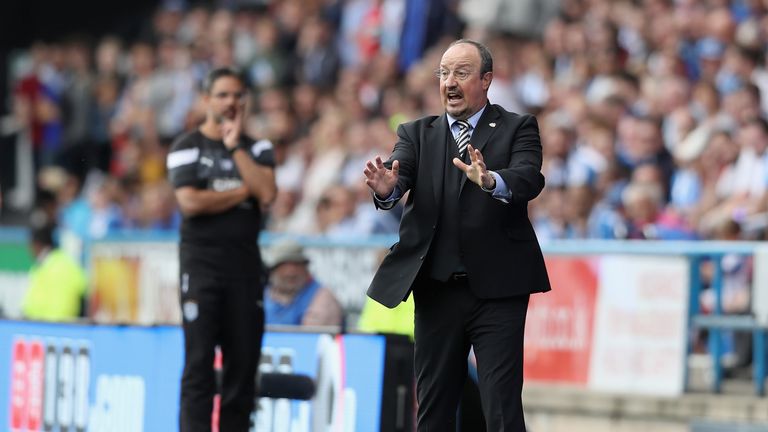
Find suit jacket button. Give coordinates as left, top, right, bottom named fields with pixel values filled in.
left=419, top=255, right=424, bottom=260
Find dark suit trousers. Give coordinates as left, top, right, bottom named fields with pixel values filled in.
left=179, top=273, right=265, bottom=432
left=413, top=277, right=530, bottom=432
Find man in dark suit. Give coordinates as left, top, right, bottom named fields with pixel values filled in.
left=363, top=39, right=550, bottom=431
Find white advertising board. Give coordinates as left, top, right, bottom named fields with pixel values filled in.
left=589, top=255, right=690, bottom=396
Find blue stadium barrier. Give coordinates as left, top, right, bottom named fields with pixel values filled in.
left=0, top=226, right=28, bottom=243
left=690, top=420, right=768, bottom=431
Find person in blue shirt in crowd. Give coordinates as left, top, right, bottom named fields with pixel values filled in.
left=264, top=238, right=342, bottom=327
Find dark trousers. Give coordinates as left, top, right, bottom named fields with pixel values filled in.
left=179, top=272, right=265, bottom=432
left=413, top=277, right=529, bottom=432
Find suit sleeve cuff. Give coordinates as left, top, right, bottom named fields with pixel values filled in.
left=374, top=187, right=401, bottom=209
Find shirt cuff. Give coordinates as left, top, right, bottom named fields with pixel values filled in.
left=374, top=187, right=401, bottom=209
left=484, top=172, right=511, bottom=202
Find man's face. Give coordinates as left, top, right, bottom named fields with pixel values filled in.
left=739, top=123, right=768, bottom=155
left=205, top=76, right=245, bottom=124
left=270, top=262, right=310, bottom=296
left=438, top=43, right=492, bottom=120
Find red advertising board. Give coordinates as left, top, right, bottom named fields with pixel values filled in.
left=27, top=341, right=44, bottom=431
left=524, top=257, right=598, bottom=384
left=9, top=339, right=43, bottom=431
left=10, top=340, right=27, bottom=431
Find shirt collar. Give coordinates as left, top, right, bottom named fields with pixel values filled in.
left=446, top=104, right=487, bottom=131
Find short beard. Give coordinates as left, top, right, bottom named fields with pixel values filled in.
left=271, top=275, right=308, bottom=297
left=211, top=109, right=235, bottom=124
left=447, top=107, right=470, bottom=120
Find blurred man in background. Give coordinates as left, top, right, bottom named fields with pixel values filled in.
left=167, top=67, right=276, bottom=432
left=22, top=223, right=87, bottom=321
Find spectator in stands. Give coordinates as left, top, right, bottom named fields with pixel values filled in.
left=15, top=42, right=69, bottom=171
left=264, top=239, right=342, bottom=327
left=22, top=223, right=87, bottom=321
left=619, top=179, right=697, bottom=240
left=699, top=218, right=753, bottom=371
left=689, top=129, right=739, bottom=232
left=294, top=15, right=340, bottom=89
left=315, top=184, right=359, bottom=236
left=55, top=169, right=91, bottom=240
left=151, top=36, right=197, bottom=145
left=58, top=38, right=96, bottom=177
left=564, top=184, right=597, bottom=238
left=617, top=115, right=676, bottom=191
left=130, top=182, right=180, bottom=231
left=246, top=16, right=291, bottom=91
left=701, top=219, right=752, bottom=315
left=700, top=116, right=768, bottom=233
left=533, top=186, right=569, bottom=242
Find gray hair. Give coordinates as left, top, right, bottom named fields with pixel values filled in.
left=621, top=182, right=664, bottom=208
left=449, top=39, right=493, bottom=76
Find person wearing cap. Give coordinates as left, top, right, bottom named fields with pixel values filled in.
left=264, top=239, right=342, bottom=327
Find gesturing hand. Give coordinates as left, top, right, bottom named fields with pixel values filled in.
left=452, top=144, right=496, bottom=190
left=363, top=156, right=400, bottom=198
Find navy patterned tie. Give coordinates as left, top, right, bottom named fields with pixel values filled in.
left=456, top=120, right=471, bottom=157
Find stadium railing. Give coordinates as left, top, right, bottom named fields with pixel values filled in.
left=544, top=239, right=768, bottom=396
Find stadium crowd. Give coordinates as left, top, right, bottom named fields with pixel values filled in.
left=3, top=0, right=768, bottom=248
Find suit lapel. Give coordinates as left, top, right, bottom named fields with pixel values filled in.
left=428, top=115, right=448, bottom=205
left=460, top=104, right=500, bottom=192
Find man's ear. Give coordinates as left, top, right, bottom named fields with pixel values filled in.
left=482, top=72, right=493, bottom=91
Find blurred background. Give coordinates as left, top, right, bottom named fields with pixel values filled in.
left=1, top=0, right=768, bottom=431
